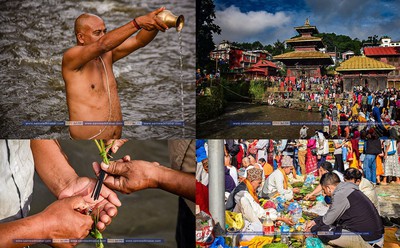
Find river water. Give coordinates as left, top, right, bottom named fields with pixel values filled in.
left=0, top=0, right=195, bottom=139
left=197, top=103, right=323, bottom=139
left=29, top=140, right=180, bottom=248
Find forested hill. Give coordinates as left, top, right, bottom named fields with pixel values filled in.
left=315, top=33, right=362, bottom=55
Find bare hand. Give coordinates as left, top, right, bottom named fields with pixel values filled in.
left=105, top=139, right=128, bottom=154
left=304, top=193, right=313, bottom=200
left=93, top=158, right=161, bottom=194
left=279, top=216, right=295, bottom=226
left=135, top=7, right=169, bottom=32
left=40, top=196, right=93, bottom=247
left=58, top=177, right=121, bottom=231
left=304, top=220, right=316, bottom=232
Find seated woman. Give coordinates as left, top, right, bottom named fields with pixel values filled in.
left=343, top=168, right=380, bottom=214
left=261, top=156, right=300, bottom=201
left=226, top=168, right=293, bottom=239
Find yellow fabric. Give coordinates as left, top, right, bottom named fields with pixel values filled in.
left=278, top=167, right=289, bottom=189
left=263, top=163, right=274, bottom=177
left=349, top=152, right=359, bottom=169
left=239, top=236, right=274, bottom=248
left=243, top=179, right=259, bottom=204
left=351, top=104, right=359, bottom=117
left=359, top=116, right=367, bottom=122
left=225, top=211, right=244, bottom=230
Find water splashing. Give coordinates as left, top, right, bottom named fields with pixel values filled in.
left=178, top=31, right=185, bottom=137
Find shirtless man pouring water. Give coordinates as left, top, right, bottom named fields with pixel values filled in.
left=63, top=7, right=168, bottom=139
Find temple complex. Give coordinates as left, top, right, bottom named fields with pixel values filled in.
left=274, top=19, right=333, bottom=78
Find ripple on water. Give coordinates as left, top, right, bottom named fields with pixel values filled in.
left=0, top=0, right=195, bottom=138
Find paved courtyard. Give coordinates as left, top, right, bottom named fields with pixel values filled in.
left=377, top=183, right=400, bottom=218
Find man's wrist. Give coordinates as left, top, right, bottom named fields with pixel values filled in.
left=56, top=175, right=80, bottom=199
left=150, top=162, right=164, bottom=189
left=132, top=18, right=141, bottom=30
left=34, top=212, right=51, bottom=239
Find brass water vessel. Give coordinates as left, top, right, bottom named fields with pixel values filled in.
left=157, top=10, right=184, bottom=32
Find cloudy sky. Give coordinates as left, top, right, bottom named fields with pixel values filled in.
left=213, top=0, right=400, bottom=46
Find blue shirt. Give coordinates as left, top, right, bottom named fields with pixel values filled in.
left=367, top=95, right=373, bottom=105
left=372, top=106, right=382, bottom=123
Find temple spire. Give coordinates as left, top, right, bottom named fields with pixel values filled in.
left=305, top=18, right=310, bottom=26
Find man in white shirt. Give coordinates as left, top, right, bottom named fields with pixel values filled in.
left=261, top=156, right=300, bottom=201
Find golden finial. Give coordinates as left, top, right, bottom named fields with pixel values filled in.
left=305, top=18, right=310, bottom=26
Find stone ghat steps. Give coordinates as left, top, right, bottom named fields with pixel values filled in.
left=261, top=93, right=350, bottom=112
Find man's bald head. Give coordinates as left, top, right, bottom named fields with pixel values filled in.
left=242, top=157, right=250, bottom=168
left=74, top=13, right=102, bottom=35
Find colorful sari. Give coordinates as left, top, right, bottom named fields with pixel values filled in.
left=306, top=148, right=318, bottom=176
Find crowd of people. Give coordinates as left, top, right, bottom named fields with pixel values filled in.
left=197, top=70, right=400, bottom=138
left=196, top=138, right=400, bottom=247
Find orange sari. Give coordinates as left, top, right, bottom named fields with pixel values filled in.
left=376, top=155, right=384, bottom=176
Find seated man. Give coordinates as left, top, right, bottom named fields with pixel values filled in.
left=226, top=168, right=293, bottom=239
left=305, top=172, right=384, bottom=248
left=261, top=156, right=300, bottom=201
left=305, top=161, right=344, bottom=200
left=259, top=158, right=273, bottom=179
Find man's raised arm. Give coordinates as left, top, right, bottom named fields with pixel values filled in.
left=62, top=7, right=167, bottom=71
left=111, top=28, right=159, bottom=63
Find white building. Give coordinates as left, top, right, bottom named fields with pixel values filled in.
left=380, top=37, right=400, bottom=47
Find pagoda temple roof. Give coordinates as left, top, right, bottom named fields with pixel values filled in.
left=336, top=56, right=395, bottom=72
left=245, top=68, right=266, bottom=74
left=286, top=36, right=322, bottom=43
left=251, top=59, right=278, bottom=68
left=294, top=19, right=319, bottom=34
left=273, top=51, right=331, bottom=60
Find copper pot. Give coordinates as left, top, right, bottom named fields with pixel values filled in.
left=157, top=10, right=184, bottom=32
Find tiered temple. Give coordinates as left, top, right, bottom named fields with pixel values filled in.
left=274, top=18, right=333, bottom=78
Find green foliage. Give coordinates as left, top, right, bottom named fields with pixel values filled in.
left=196, top=0, right=221, bottom=69
left=315, top=33, right=362, bottom=55
left=90, top=207, right=104, bottom=248
left=221, top=79, right=250, bottom=102
left=232, top=39, right=293, bottom=55
left=263, top=243, right=288, bottom=248
left=232, top=40, right=263, bottom=50
left=249, top=80, right=266, bottom=101
left=196, top=85, right=225, bottom=122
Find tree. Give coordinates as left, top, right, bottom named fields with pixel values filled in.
left=272, top=40, right=286, bottom=55
left=315, top=33, right=362, bottom=54
left=196, top=0, right=221, bottom=69
left=252, top=41, right=264, bottom=50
